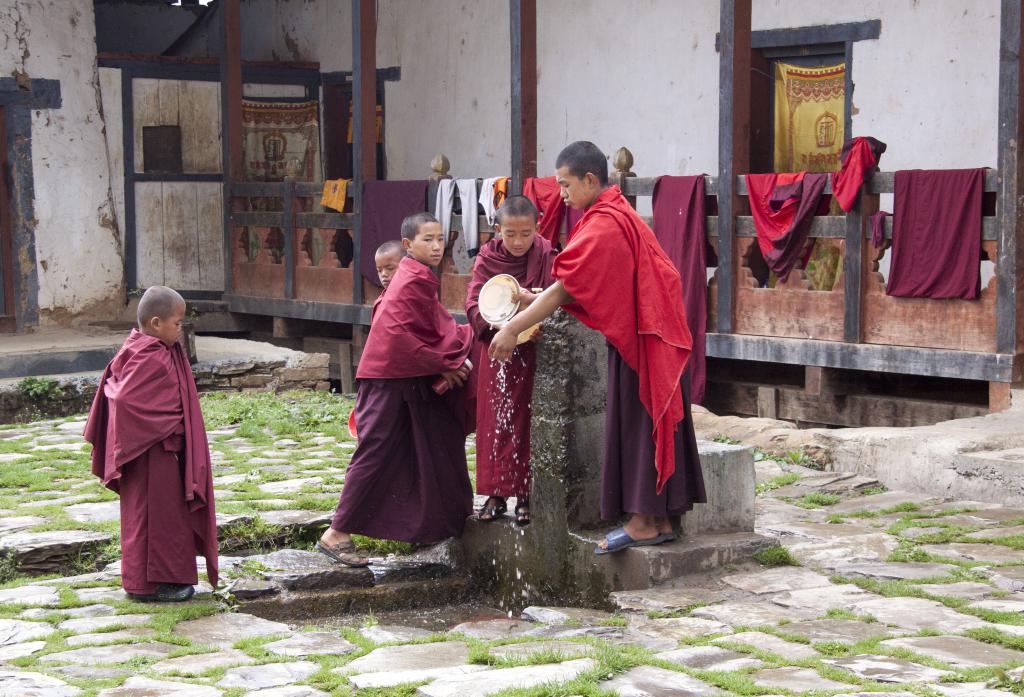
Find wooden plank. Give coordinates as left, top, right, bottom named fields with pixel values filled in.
left=157, top=79, right=179, bottom=130
left=161, top=181, right=200, bottom=289
left=179, top=80, right=221, bottom=173
left=750, top=20, right=881, bottom=49
left=351, top=0, right=377, bottom=305
left=196, top=182, right=224, bottom=290
left=717, top=0, right=751, bottom=335
left=997, top=0, right=1023, bottom=354
left=990, top=380, right=1013, bottom=412
left=510, top=0, right=537, bottom=195
left=228, top=182, right=284, bottom=197
left=705, top=332, right=1015, bottom=382
left=283, top=178, right=296, bottom=300
left=225, top=292, right=471, bottom=328
left=295, top=212, right=357, bottom=229
left=132, top=77, right=161, bottom=174
left=135, top=181, right=165, bottom=287
left=229, top=211, right=284, bottom=227
left=756, top=386, right=779, bottom=419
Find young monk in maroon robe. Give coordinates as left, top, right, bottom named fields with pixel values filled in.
left=84, top=286, right=218, bottom=601
left=374, top=240, right=404, bottom=290
left=466, top=196, right=556, bottom=526
left=318, top=213, right=475, bottom=566
left=490, top=141, right=706, bottom=554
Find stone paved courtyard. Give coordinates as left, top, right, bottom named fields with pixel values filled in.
left=1, top=392, right=1024, bottom=695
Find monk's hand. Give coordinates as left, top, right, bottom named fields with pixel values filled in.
left=441, top=368, right=466, bottom=388
left=516, top=288, right=538, bottom=307
left=488, top=326, right=517, bottom=362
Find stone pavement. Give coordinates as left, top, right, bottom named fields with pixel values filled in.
left=2, top=393, right=1024, bottom=695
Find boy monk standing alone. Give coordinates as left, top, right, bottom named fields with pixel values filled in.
left=466, top=196, right=555, bottom=526
left=85, top=286, right=218, bottom=601
left=490, top=141, right=706, bottom=554
left=319, top=213, right=475, bottom=566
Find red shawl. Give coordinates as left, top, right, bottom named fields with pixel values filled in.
left=523, top=177, right=566, bottom=247
left=466, top=236, right=556, bottom=340
left=746, top=172, right=829, bottom=282
left=357, top=256, right=474, bottom=379
left=84, top=330, right=218, bottom=587
left=832, top=137, right=887, bottom=212
left=553, top=186, right=692, bottom=494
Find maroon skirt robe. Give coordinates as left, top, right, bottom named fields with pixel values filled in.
left=466, top=237, right=555, bottom=499
left=85, top=330, right=218, bottom=594
left=332, top=256, right=475, bottom=543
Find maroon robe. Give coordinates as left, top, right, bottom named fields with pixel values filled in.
left=332, top=256, right=474, bottom=543
left=652, top=175, right=710, bottom=405
left=746, top=172, right=829, bottom=282
left=832, top=137, right=887, bottom=212
left=553, top=186, right=705, bottom=518
left=84, top=330, right=218, bottom=593
left=466, top=236, right=556, bottom=498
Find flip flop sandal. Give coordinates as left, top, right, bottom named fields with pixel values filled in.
left=316, top=540, right=370, bottom=567
left=594, top=526, right=667, bottom=555
left=657, top=531, right=678, bottom=543
left=477, top=497, right=508, bottom=522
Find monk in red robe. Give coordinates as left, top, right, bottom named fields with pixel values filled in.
left=490, top=141, right=706, bottom=554
left=318, top=213, right=475, bottom=566
left=374, top=240, right=404, bottom=290
left=466, top=196, right=556, bottom=526
left=84, top=286, right=218, bottom=601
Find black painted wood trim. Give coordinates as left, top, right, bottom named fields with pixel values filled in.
left=121, top=69, right=138, bottom=292
left=996, top=0, right=1022, bottom=355
left=224, top=293, right=469, bottom=327
left=133, top=172, right=222, bottom=183
left=751, top=20, right=881, bottom=49
left=0, top=79, right=61, bottom=108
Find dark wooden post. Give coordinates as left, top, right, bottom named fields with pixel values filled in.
left=997, top=0, right=1023, bottom=360
left=283, top=176, right=296, bottom=299
left=220, top=0, right=243, bottom=295
left=351, top=0, right=377, bottom=306
left=717, top=0, right=751, bottom=335
left=510, top=0, right=537, bottom=195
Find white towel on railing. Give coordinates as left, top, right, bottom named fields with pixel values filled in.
left=479, top=176, right=503, bottom=226
left=433, top=178, right=456, bottom=248
left=456, top=178, right=479, bottom=254
left=432, top=178, right=475, bottom=273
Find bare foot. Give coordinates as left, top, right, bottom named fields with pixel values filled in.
left=598, top=514, right=659, bottom=550
left=655, top=517, right=674, bottom=535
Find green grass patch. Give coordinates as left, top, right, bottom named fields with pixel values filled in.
left=756, top=472, right=801, bottom=495
left=753, top=546, right=799, bottom=567
left=795, top=492, right=841, bottom=508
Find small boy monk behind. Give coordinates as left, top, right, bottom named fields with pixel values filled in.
left=84, top=286, right=218, bottom=601
left=466, top=196, right=555, bottom=526
left=374, top=240, right=404, bottom=290
left=318, top=213, right=475, bottom=566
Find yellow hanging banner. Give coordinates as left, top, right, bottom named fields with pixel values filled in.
left=773, top=62, right=845, bottom=173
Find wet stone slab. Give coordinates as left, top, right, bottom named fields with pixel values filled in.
left=751, top=667, right=853, bottom=692
left=174, top=613, right=292, bottom=648
left=0, top=640, right=46, bottom=660
left=692, top=601, right=817, bottom=626
left=242, top=688, right=330, bottom=697
left=58, top=613, right=152, bottom=633
left=152, top=648, right=257, bottom=675
left=49, top=665, right=130, bottom=681
left=243, top=549, right=374, bottom=591
left=520, top=606, right=613, bottom=625
left=824, top=655, right=953, bottom=683
left=359, top=624, right=434, bottom=644
left=64, top=501, right=120, bottom=523
left=714, top=631, right=818, bottom=660
left=343, top=641, right=470, bottom=673
left=72, top=586, right=128, bottom=603
left=601, top=665, right=724, bottom=697
left=917, top=582, right=997, bottom=601
left=721, top=566, right=832, bottom=594
left=0, top=670, right=82, bottom=697
left=830, top=561, right=960, bottom=581
left=628, top=617, right=733, bottom=642
left=769, top=584, right=880, bottom=613
left=927, top=682, right=1020, bottom=697
left=218, top=661, right=319, bottom=689
left=657, top=645, right=765, bottom=671
left=968, top=598, right=1024, bottom=613
left=39, top=642, right=180, bottom=665
left=0, top=584, right=60, bottom=605
left=488, top=640, right=595, bottom=661
left=347, top=665, right=490, bottom=690
left=0, top=516, right=46, bottom=535
left=0, top=530, right=112, bottom=573
left=65, top=627, right=156, bottom=646
left=827, top=491, right=937, bottom=514
left=416, top=658, right=597, bottom=697
left=0, top=618, right=56, bottom=645
left=609, top=587, right=728, bottom=613
left=964, top=525, right=1024, bottom=540
left=920, top=543, right=1024, bottom=564
left=788, top=534, right=899, bottom=567
left=450, top=618, right=537, bottom=640
left=263, top=631, right=358, bottom=657
left=881, top=635, right=1024, bottom=668
left=845, top=597, right=990, bottom=633
left=979, top=565, right=1024, bottom=591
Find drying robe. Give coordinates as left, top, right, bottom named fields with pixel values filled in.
left=84, top=330, right=218, bottom=594
left=523, top=176, right=567, bottom=247
left=746, top=172, right=829, bottom=283
left=553, top=186, right=706, bottom=519
left=466, top=236, right=556, bottom=498
left=832, top=137, right=887, bottom=212
left=332, top=256, right=475, bottom=543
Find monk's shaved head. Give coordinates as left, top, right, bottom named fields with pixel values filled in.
left=496, top=195, right=538, bottom=224
left=375, top=240, right=404, bottom=258
left=400, top=212, right=439, bottom=241
left=137, top=286, right=186, bottom=329
left=556, top=140, right=608, bottom=185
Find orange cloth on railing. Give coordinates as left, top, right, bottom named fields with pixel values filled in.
left=320, top=179, right=350, bottom=212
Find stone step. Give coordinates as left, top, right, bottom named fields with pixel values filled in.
left=0, top=530, right=113, bottom=575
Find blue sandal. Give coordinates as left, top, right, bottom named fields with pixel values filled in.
left=594, top=527, right=669, bottom=555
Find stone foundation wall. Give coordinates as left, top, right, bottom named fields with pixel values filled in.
left=0, top=352, right=331, bottom=423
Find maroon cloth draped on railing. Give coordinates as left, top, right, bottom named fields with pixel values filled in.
left=360, top=181, right=427, bottom=287
left=887, top=168, right=984, bottom=299
left=832, top=137, right=887, bottom=212
left=652, top=175, right=710, bottom=405
left=746, top=172, right=829, bottom=282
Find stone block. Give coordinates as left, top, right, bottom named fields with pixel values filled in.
left=681, top=441, right=756, bottom=535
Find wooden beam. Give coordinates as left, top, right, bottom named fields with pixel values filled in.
left=351, top=0, right=377, bottom=305
left=220, top=0, right=243, bottom=295
left=717, top=0, right=751, bottom=334
left=997, top=0, right=1024, bottom=354
left=510, top=0, right=537, bottom=195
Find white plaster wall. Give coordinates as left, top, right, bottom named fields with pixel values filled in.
left=537, top=0, right=720, bottom=183
left=0, top=0, right=123, bottom=322
left=240, top=0, right=353, bottom=71
left=376, top=0, right=510, bottom=180
left=753, top=0, right=1000, bottom=171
